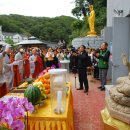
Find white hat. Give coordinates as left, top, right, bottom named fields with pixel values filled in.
left=5, top=44, right=11, bottom=52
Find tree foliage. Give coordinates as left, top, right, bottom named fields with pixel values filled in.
left=0, top=14, right=76, bottom=45
left=0, top=0, right=107, bottom=46
left=71, top=0, right=107, bottom=38
left=5, top=37, right=17, bottom=48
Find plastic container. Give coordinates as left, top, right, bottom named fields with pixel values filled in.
left=60, top=60, right=70, bottom=82
left=48, top=69, right=67, bottom=114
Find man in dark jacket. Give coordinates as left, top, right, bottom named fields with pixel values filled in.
left=77, top=45, right=91, bottom=94
left=70, top=50, right=78, bottom=73
left=95, top=42, right=110, bottom=91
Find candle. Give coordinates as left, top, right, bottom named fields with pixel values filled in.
left=57, top=91, right=62, bottom=113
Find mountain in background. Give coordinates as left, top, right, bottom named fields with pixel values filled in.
left=0, top=0, right=106, bottom=46
left=0, top=14, right=76, bottom=45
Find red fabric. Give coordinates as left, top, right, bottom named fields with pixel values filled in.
left=23, top=55, right=30, bottom=79
left=32, top=56, right=43, bottom=79
left=10, top=53, right=14, bottom=63
left=13, top=65, right=21, bottom=87
left=0, top=83, right=8, bottom=98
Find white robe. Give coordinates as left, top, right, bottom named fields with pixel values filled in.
left=14, top=52, right=23, bottom=80
left=29, top=55, right=37, bottom=74
left=14, top=52, right=23, bottom=61
left=3, top=54, right=14, bottom=89
left=4, top=53, right=10, bottom=64
left=0, top=53, right=5, bottom=87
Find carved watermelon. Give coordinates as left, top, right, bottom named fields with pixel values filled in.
left=24, top=85, right=41, bottom=105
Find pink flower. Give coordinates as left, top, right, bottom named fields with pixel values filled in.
left=11, top=119, right=24, bottom=130
left=0, top=101, right=5, bottom=110
left=13, top=106, right=25, bottom=117
left=21, top=98, right=34, bottom=113
left=0, top=97, right=34, bottom=129
left=1, top=111, right=13, bottom=127
left=24, top=102, right=34, bottom=113
left=51, top=65, right=56, bottom=69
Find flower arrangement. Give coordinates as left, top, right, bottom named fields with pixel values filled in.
left=0, top=97, right=34, bottom=130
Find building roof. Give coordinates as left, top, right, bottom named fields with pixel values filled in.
left=3, top=32, right=18, bottom=36
left=17, top=39, right=45, bottom=45
left=0, top=41, right=8, bottom=46
left=2, top=32, right=28, bottom=38
left=28, top=36, right=36, bottom=40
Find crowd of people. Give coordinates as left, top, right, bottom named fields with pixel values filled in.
left=0, top=46, right=72, bottom=90
left=69, top=42, right=110, bottom=93
left=0, top=42, right=110, bottom=94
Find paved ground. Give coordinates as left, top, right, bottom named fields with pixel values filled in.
left=70, top=73, right=105, bottom=130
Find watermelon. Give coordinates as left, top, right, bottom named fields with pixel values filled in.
left=24, top=85, right=41, bottom=105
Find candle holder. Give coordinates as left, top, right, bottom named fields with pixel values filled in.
left=48, top=69, right=67, bottom=114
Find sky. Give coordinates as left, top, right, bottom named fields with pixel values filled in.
left=0, top=0, right=75, bottom=18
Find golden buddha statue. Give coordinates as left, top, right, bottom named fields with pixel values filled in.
left=87, top=5, right=97, bottom=36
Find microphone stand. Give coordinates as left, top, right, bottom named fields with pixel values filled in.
left=74, top=72, right=77, bottom=88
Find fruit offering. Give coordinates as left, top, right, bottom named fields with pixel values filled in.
left=33, top=82, right=47, bottom=100
left=18, top=82, right=28, bottom=88
left=24, top=85, right=41, bottom=105
left=34, top=71, right=51, bottom=95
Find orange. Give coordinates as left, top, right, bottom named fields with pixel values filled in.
left=45, top=89, right=50, bottom=94
left=43, top=79, right=48, bottom=84
left=38, top=76, right=43, bottom=80
left=46, top=84, right=50, bottom=89
left=46, top=79, right=50, bottom=84
left=43, top=73, right=50, bottom=79
left=44, top=84, right=48, bottom=89
left=34, top=79, right=39, bottom=82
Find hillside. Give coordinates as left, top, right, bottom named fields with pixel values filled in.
left=0, top=0, right=106, bottom=45
left=0, top=14, right=76, bottom=44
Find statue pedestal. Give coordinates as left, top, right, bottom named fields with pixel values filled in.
left=100, top=110, right=118, bottom=130
left=72, top=36, right=104, bottom=49
left=100, top=108, right=130, bottom=130
left=87, top=31, right=97, bottom=37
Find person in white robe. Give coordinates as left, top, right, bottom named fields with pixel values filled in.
left=0, top=53, right=5, bottom=87
left=3, top=45, right=14, bottom=89
left=14, top=48, right=23, bottom=61
left=14, top=48, right=24, bottom=81
left=29, top=49, right=37, bottom=78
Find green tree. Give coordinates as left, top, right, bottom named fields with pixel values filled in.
left=71, top=20, right=84, bottom=36
left=5, top=38, right=16, bottom=48
left=0, top=14, right=76, bottom=46
left=71, top=0, right=107, bottom=37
